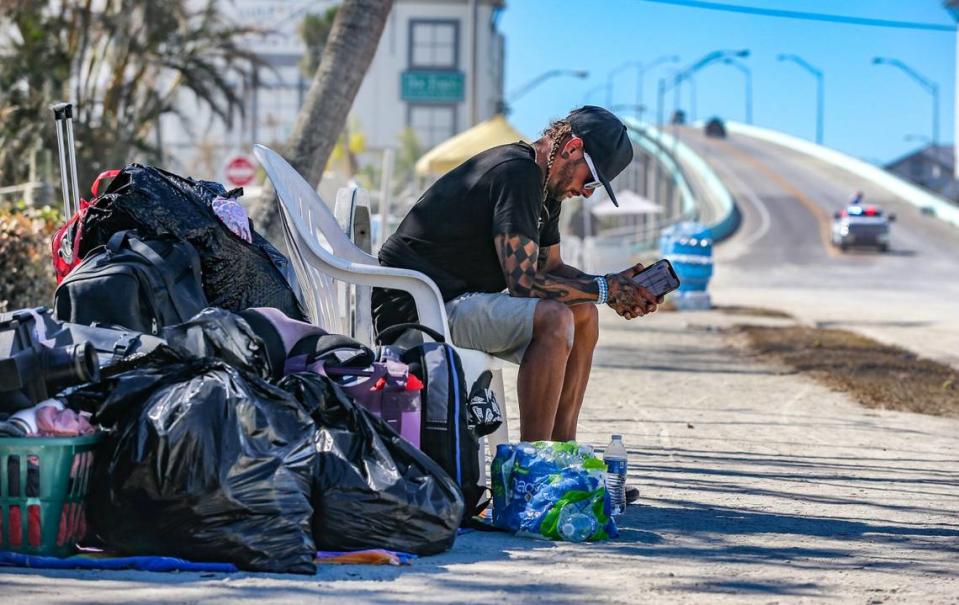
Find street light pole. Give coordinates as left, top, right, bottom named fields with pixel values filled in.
left=606, top=55, right=681, bottom=117
left=688, top=74, right=697, bottom=122
left=507, top=69, right=590, bottom=107
left=872, top=57, right=940, bottom=147
left=638, top=55, right=680, bottom=120
left=607, top=61, right=641, bottom=108
left=722, top=58, right=752, bottom=124
left=657, top=77, right=666, bottom=126
left=663, top=49, right=749, bottom=125
left=777, top=54, right=824, bottom=144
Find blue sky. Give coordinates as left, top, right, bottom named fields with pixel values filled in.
left=499, top=0, right=956, bottom=165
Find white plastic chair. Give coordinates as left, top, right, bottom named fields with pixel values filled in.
left=253, top=144, right=511, bottom=473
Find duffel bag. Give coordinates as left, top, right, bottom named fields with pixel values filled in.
left=54, top=230, right=207, bottom=334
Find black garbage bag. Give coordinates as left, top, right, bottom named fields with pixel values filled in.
left=80, top=164, right=306, bottom=320
left=83, top=356, right=318, bottom=574
left=279, top=373, right=464, bottom=556
left=162, top=307, right=274, bottom=379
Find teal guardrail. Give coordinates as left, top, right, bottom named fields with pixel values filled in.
left=625, top=119, right=741, bottom=243
left=625, top=124, right=697, bottom=218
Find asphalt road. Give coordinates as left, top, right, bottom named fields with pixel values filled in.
left=675, top=127, right=959, bottom=369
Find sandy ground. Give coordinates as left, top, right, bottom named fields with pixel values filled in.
left=2, top=308, right=958, bottom=604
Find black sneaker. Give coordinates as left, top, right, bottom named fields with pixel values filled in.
left=625, top=486, right=640, bottom=504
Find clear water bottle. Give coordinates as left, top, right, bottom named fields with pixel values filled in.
left=558, top=506, right=597, bottom=542
left=604, top=434, right=628, bottom=516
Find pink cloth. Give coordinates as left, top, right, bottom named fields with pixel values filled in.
left=212, top=196, right=252, bottom=243
left=35, top=406, right=95, bottom=437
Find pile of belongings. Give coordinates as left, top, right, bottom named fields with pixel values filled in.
left=0, top=165, right=474, bottom=574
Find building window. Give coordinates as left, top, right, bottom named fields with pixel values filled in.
left=409, top=20, right=459, bottom=69
left=409, top=105, right=456, bottom=150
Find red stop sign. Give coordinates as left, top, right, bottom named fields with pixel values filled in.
left=225, top=155, right=256, bottom=187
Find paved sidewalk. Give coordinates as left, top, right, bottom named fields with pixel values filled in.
left=2, top=309, right=957, bottom=604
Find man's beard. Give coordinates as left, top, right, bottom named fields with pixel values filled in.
left=547, top=160, right=577, bottom=200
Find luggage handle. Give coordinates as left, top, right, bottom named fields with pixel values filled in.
left=51, top=102, right=81, bottom=219
left=310, top=334, right=375, bottom=364
left=375, top=322, right=446, bottom=345
left=91, top=169, right=121, bottom=197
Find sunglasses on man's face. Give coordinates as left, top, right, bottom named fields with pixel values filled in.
left=582, top=151, right=602, bottom=191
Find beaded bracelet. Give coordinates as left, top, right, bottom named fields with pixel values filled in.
left=594, top=275, right=608, bottom=305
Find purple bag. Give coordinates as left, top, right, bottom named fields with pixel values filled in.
left=283, top=332, right=423, bottom=449
left=326, top=359, right=422, bottom=448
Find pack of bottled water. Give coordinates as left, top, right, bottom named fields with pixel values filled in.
left=490, top=440, right=617, bottom=542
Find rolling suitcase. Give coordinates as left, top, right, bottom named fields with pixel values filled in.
left=49, top=102, right=119, bottom=283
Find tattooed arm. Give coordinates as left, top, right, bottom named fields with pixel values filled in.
left=536, top=244, right=590, bottom=279
left=497, top=234, right=662, bottom=317
left=495, top=234, right=599, bottom=303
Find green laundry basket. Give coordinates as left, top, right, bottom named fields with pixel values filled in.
left=0, top=433, right=103, bottom=557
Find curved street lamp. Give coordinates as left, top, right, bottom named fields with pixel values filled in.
left=777, top=53, right=824, bottom=144
left=872, top=57, right=940, bottom=147
left=722, top=58, right=753, bottom=125
left=504, top=69, right=589, bottom=113
left=605, top=55, right=680, bottom=117
left=657, top=49, right=749, bottom=125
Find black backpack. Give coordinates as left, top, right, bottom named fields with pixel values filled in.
left=54, top=230, right=208, bottom=334
left=376, top=323, right=487, bottom=520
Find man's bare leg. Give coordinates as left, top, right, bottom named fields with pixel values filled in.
left=516, top=300, right=574, bottom=441
left=551, top=304, right=599, bottom=441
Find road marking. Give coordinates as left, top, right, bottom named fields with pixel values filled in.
left=707, top=152, right=771, bottom=249
left=716, top=139, right=842, bottom=258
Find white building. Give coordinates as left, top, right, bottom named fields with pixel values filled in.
left=160, top=0, right=506, bottom=187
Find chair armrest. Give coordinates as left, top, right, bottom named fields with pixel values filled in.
left=298, top=238, right=451, bottom=340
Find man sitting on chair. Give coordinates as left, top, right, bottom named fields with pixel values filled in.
left=373, top=106, right=660, bottom=442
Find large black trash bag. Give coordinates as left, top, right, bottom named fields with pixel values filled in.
left=162, top=307, right=273, bottom=379
left=279, top=373, right=464, bottom=556
left=84, top=356, right=318, bottom=574
left=80, top=164, right=307, bottom=320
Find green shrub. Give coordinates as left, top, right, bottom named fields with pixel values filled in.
left=0, top=203, right=60, bottom=313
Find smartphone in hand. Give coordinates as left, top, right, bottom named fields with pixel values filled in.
left=633, top=259, right=681, bottom=298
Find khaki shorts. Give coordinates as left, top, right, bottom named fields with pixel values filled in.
left=445, top=292, right=539, bottom=364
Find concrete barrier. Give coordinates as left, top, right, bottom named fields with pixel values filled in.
left=624, top=124, right=697, bottom=217
left=625, top=119, right=741, bottom=242
left=723, top=121, right=959, bottom=230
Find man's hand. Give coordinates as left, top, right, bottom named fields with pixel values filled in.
left=605, top=263, right=662, bottom=320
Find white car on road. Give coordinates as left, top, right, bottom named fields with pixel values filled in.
left=832, top=204, right=895, bottom=252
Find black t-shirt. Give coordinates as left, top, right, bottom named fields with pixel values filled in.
left=379, top=142, right=561, bottom=301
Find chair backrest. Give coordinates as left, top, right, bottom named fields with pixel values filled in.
left=334, top=186, right=372, bottom=253
left=334, top=186, right=374, bottom=343
left=253, top=145, right=357, bottom=333
left=255, top=144, right=457, bottom=345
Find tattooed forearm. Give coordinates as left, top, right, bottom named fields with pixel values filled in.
left=536, top=245, right=551, bottom=273
left=549, top=263, right=590, bottom=280
left=495, top=234, right=599, bottom=304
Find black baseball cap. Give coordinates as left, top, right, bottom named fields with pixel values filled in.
left=568, top=105, right=633, bottom=206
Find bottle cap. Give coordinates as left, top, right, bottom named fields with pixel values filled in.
left=611, top=434, right=622, bottom=440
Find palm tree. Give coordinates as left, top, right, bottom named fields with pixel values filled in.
left=249, top=0, right=394, bottom=242
left=0, top=0, right=259, bottom=191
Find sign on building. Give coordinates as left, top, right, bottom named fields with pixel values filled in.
left=401, top=70, right=465, bottom=103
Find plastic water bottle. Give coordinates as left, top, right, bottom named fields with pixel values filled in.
left=604, top=434, right=628, bottom=516
left=557, top=506, right=597, bottom=542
